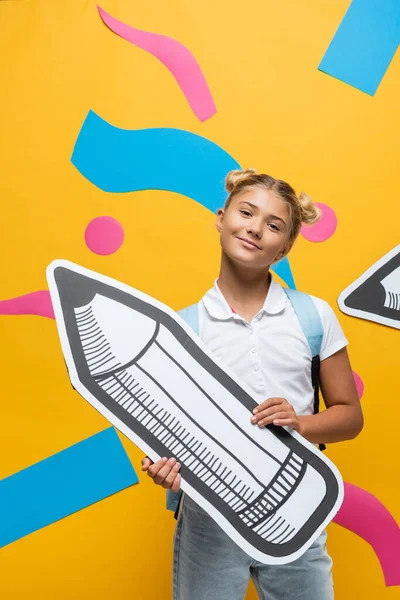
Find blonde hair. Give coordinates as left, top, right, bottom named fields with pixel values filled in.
left=224, top=168, right=321, bottom=245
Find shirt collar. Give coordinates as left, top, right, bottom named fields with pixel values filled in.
left=202, top=274, right=287, bottom=321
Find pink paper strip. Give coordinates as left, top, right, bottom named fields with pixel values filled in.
left=333, top=482, right=400, bottom=586
left=0, top=291, right=54, bottom=319
left=97, top=5, right=217, bottom=122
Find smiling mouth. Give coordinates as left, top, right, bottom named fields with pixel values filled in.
left=236, top=237, right=261, bottom=250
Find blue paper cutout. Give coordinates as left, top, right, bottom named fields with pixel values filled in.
left=319, top=0, right=400, bottom=95
left=71, top=110, right=240, bottom=214
left=271, top=258, right=296, bottom=290
left=0, top=427, right=138, bottom=547
left=71, top=110, right=296, bottom=289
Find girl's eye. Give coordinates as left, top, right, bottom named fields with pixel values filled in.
left=269, top=223, right=280, bottom=231
left=239, top=210, right=252, bottom=217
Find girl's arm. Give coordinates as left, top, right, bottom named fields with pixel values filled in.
left=251, top=347, right=364, bottom=444
left=298, top=347, right=363, bottom=444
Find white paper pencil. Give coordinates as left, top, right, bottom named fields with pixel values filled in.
left=47, top=260, right=343, bottom=565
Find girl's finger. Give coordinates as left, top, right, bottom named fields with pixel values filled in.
left=152, top=458, right=178, bottom=485
left=141, top=456, right=153, bottom=471
left=161, top=462, right=181, bottom=489
left=147, top=457, right=168, bottom=478
left=257, top=411, right=292, bottom=426
left=251, top=406, right=291, bottom=423
left=171, top=473, right=181, bottom=493
left=253, top=397, right=285, bottom=414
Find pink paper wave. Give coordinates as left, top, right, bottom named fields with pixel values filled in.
left=0, top=291, right=54, bottom=319
left=333, top=482, right=400, bottom=586
left=97, top=5, right=217, bottom=122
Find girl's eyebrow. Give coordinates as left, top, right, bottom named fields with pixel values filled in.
left=239, top=201, right=258, bottom=210
left=239, top=201, right=287, bottom=225
left=268, top=214, right=287, bottom=226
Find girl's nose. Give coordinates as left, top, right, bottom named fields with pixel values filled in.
left=246, top=225, right=262, bottom=239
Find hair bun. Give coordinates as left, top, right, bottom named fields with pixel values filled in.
left=225, top=168, right=259, bottom=194
left=297, top=192, right=321, bottom=225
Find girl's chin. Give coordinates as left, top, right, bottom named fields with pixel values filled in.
left=223, top=250, right=268, bottom=269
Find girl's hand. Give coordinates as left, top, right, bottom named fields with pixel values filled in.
left=141, top=456, right=182, bottom=492
left=250, top=397, right=302, bottom=434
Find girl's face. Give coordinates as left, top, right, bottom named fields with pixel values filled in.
left=216, top=187, right=291, bottom=271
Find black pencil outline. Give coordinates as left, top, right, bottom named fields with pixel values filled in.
left=50, top=265, right=340, bottom=559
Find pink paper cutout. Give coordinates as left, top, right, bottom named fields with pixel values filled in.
left=85, top=216, right=124, bottom=256
left=300, top=202, right=337, bottom=242
left=97, top=5, right=217, bottom=123
left=353, top=370, right=364, bottom=399
left=0, top=291, right=54, bottom=319
left=333, top=482, right=400, bottom=586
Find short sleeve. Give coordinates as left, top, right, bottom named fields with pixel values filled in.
left=314, top=299, right=349, bottom=361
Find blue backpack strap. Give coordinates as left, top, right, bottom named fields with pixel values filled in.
left=283, top=288, right=323, bottom=357
left=177, top=303, right=200, bottom=335
left=166, top=303, right=200, bottom=515
left=283, top=288, right=326, bottom=451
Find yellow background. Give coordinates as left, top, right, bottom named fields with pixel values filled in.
left=0, top=1, right=399, bottom=598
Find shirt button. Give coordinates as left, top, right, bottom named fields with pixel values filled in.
left=254, top=366, right=259, bottom=372
left=251, top=348, right=257, bottom=354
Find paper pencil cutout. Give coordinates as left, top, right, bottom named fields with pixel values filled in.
left=338, top=245, right=400, bottom=329
left=47, top=260, right=343, bottom=565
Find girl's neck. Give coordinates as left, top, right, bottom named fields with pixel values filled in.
left=217, top=253, right=271, bottom=321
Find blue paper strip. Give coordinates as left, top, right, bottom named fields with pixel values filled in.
left=71, top=110, right=296, bottom=289
left=0, top=427, right=138, bottom=547
left=271, top=258, right=296, bottom=290
left=71, top=110, right=240, bottom=214
left=319, top=0, right=400, bottom=95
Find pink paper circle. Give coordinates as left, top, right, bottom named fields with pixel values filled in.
left=85, top=216, right=124, bottom=255
left=353, top=371, right=364, bottom=400
left=300, top=203, right=337, bottom=242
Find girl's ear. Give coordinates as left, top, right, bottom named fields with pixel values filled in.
left=216, top=208, right=224, bottom=232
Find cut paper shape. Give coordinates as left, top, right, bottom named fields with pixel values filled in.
left=338, top=244, right=400, bottom=329
left=0, top=427, right=138, bottom=548
left=85, top=216, right=124, bottom=255
left=0, top=290, right=55, bottom=319
left=319, top=0, right=400, bottom=96
left=47, top=259, right=343, bottom=565
left=71, top=109, right=295, bottom=289
left=353, top=371, right=364, bottom=400
left=97, top=5, right=217, bottom=123
left=271, top=258, right=295, bottom=290
left=71, top=110, right=239, bottom=210
left=300, top=203, right=337, bottom=243
left=333, top=482, right=400, bottom=587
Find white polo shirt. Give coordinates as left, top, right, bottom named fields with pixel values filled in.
left=198, top=277, right=348, bottom=417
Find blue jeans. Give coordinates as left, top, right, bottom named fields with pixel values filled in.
left=173, top=495, right=334, bottom=600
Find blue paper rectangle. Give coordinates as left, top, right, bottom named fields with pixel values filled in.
left=0, top=427, right=138, bottom=547
left=319, top=0, right=400, bottom=95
